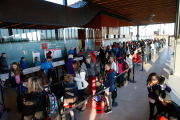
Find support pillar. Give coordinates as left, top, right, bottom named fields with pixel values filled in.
left=137, top=25, right=139, bottom=40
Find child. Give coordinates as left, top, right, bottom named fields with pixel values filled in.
left=147, top=72, right=162, bottom=120
left=19, top=57, right=26, bottom=69
left=109, top=55, right=116, bottom=72
left=100, top=62, right=116, bottom=114
left=59, top=74, right=78, bottom=120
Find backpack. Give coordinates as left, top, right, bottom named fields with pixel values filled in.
left=63, top=85, right=77, bottom=108
left=46, top=92, right=58, bottom=115
left=77, top=68, right=88, bottom=81
left=117, top=57, right=124, bottom=74
left=18, top=62, right=22, bottom=69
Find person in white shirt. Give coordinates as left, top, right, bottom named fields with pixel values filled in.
left=126, top=51, right=133, bottom=81
left=151, top=42, right=155, bottom=54
left=71, top=61, right=88, bottom=112
left=109, top=55, right=116, bottom=72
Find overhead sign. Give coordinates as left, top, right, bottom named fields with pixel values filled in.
left=44, top=48, right=62, bottom=59
left=42, top=43, right=47, bottom=49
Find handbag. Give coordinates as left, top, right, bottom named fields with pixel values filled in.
left=123, top=60, right=129, bottom=72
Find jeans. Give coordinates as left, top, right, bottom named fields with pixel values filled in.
left=118, top=73, right=125, bottom=84
left=78, top=89, right=85, bottom=101
left=65, top=108, right=76, bottom=120
left=15, top=84, right=27, bottom=95
left=105, top=92, right=112, bottom=109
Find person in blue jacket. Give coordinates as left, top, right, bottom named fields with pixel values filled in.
left=69, top=47, right=74, bottom=55
left=34, top=57, right=41, bottom=66
left=40, top=56, right=53, bottom=76
left=155, top=41, right=159, bottom=53
left=100, top=61, right=116, bottom=114
left=19, top=57, right=26, bottom=70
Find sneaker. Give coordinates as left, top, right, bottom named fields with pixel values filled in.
left=104, top=109, right=112, bottom=114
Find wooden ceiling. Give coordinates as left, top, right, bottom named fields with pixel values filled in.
left=86, top=0, right=177, bottom=25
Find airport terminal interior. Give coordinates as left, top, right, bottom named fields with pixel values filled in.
left=0, top=0, right=180, bottom=120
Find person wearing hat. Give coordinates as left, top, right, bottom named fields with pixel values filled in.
left=126, top=51, right=133, bottom=81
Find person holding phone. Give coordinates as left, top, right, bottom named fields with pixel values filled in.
left=9, top=62, right=25, bottom=95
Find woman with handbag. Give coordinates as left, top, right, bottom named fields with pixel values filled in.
left=9, top=62, right=25, bottom=95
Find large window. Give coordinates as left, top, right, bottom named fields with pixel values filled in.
left=44, top=0, right=63, bottom=5
left=67, top=0, right=87, bottom=8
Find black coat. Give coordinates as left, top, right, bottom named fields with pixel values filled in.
left=9, top=71, right=25, bottom=88
left=0, top=56, right=8, bottom=71
left=23, top=91, right=47, bottom=120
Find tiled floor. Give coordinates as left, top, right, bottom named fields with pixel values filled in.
left=3, top=44, right=173, bottom=120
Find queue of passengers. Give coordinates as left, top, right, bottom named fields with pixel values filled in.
left=0, top=38, right=169, bottom=120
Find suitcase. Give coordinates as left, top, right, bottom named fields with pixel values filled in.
left=17, top=95, right=24, bottom=113
left=92, top=96, right=105, bottom=113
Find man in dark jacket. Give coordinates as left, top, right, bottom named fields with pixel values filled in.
left=0, top=53, right=9, bottom=73
left=74, top=46, right=78, bottom=57
left=0, top=53, right=10, bottom=88
left=101, top=62, right=116, bottom=114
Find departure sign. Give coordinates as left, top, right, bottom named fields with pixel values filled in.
left=42, top=43, right=47, bottom=49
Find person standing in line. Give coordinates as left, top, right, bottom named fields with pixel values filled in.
left=0, top=53, right=10, bottom=88
left=126, top=51, right=133, bottom=81
left=100, top=62, right=116, bottom=114
left=74, top=46, right=79, bottom=57
left=9, top=62, right=25, bottom=95
left=23, top=77, right=47, bottom=120
left=109, top=55, right=116, bottom=72
left=65, top=54, right=74, bottom=75
left=116, top=56, right=125, bottom=88
left=85, top=57, right=98, bottom=96
left=155, top=41, right=159, bottom=53
left=19, top=57, right=26, bottom=70
left=0, top=53, right=10, bottom=73
left=71, top=61, right=88, bottom=112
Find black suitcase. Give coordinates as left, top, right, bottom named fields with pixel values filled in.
left=112, top=87, right=117, bottom=99
left=17, top=95, right=23, bottom=113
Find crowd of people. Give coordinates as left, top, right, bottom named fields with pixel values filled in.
left=1, top=38, right=179, bottom=120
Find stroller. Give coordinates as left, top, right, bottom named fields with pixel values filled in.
left=92, top=81, right=105, bottom=113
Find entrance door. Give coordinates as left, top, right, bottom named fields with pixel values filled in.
left=78, top=29, right=86, bottom=50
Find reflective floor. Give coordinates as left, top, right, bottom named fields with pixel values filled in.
left=3, top=44, right=175, bottom=120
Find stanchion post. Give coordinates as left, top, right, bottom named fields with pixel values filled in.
left=140, top=46, right=145, bottom=71
left=130, top=63, right=136, bottom=83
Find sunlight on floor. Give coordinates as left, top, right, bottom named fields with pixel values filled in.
left=163, top=67, right=169, bottom=74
